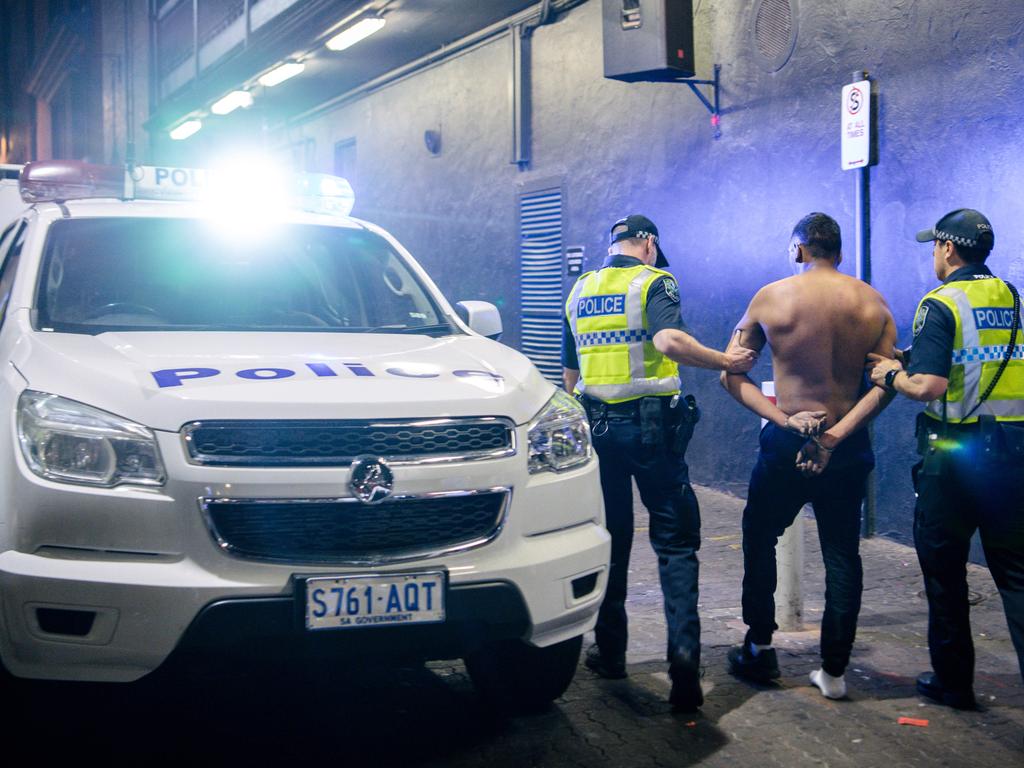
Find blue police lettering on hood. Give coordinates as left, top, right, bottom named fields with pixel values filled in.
left=151, top=363, right=504, bottom=388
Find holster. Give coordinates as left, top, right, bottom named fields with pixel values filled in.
left=670, top=394, right=701, bottom=455
left=977, top=415, right=1024, bottom=462
left=916, top=412, right=945, bottom=477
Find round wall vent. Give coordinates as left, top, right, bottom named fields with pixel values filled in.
left=752, top=0, right=798, bottom=72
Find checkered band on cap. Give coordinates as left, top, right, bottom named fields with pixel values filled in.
left=935, top=230, right=984, bottom=248
left=577, top=329, right=649, bottom=348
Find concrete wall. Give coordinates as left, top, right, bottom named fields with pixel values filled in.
left=279, top=0, right=1024, bottom=543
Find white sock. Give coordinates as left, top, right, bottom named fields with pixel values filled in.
left=750, top=642, right=773, bottom=657
left=810, top=668, right=847, bottom=699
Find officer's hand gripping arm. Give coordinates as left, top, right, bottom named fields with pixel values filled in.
left=719, top=312, right=792, bottom=429
left=652, top=328, right=757, bottom=371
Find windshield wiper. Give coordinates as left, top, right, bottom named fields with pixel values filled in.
left=362, top=323, right=456, bottom=336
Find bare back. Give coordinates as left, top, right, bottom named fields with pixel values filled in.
left=735, top=266, right=896, bottom=425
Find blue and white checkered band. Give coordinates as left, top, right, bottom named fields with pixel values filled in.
left=633, top=230, right=657, bottom=242
left=934, top=229, right=981, bottom=248
left=951, top=344, right=1024, bottom=364
left=577, top=329, right=649, bottom=348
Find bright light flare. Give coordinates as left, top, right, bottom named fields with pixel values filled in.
left=325, top=17, right=386, bottom=51
left=211, top=90, right=254, bottom=115
left=202, top=156, right=291, bottom=242
left=169, top=120, right=202, bottom=141
left=258, top=61, right=305, bottom=88
left=293, top=173, right=355, bottom=217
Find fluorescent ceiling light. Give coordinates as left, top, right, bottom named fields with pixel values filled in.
left=258, top=61, right=305, bottom=88
left=211, top=90, right=254, bottom=115
left=325, top=17, right=386, bottom=51
left=169, top=120, right=202, bottom=141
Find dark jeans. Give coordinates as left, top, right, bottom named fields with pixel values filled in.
left=741, top=423, right=874, bottom=677
left=593, top=417, right=701, bottom=670
left=914, top=447, right=1024, bottom=694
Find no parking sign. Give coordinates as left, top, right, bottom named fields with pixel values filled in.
left=841, top=80, right=871, bottom=170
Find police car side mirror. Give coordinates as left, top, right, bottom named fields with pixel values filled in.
left=455, top=300, right=502, bottom=340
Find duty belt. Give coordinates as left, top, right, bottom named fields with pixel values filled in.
left=583, top=396, right=643, bottom=420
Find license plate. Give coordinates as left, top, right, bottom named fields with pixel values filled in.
left=303, top=571, right=446, bottom=631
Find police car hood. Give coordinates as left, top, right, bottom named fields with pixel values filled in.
left=14, top=331, right=553, bottom=431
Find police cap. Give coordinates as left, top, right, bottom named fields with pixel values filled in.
left=610, top=214, right=668, bottom=268
left=916, top=208, right=994, bottom=251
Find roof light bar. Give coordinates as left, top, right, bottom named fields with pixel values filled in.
left=170, top=120, right=202, bottom=141
left=16, top=159, right=356, bottom=217
left=211, top=90, right=254, bottom=116
left=326, top=17, right=386, bottom=51
left=258, top=61, right=305, bottom=88
left=18, top=160, right=123, bottom=203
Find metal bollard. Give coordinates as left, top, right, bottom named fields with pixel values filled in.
left=775, top=513, right=805, bottom=631
left=761, top=381, right=804, bottom=632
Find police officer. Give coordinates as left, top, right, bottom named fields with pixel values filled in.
left=562, top=214, right=757, bottom=712
left=869, top=209, right=1024, bottom=709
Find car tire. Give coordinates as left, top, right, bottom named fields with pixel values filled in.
left=464, top=635, right=582, bottom=712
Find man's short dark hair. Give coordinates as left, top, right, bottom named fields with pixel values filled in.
left=951, top=242, right=992, bottom=264
left=792, top=212, right=841, bottom=260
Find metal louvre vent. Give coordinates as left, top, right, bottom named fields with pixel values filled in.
left=753, top=0, right=797, bottom=72
left=183, top=419, right=515, bottom=467
left=519, top=187, right=565, bottom=383
left=202, top=490, right=510, bottom=564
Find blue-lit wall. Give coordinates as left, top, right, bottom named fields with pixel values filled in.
left=292, top=0, right=1024, bottom=544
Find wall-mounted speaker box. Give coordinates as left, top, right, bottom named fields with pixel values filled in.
left=603, top=0, right=696, bottom=81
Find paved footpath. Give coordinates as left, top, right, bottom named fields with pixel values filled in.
left=8, top=486, right=1023, bottom=765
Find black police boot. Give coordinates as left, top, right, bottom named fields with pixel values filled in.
left=727, top=642, right=780, bottom=684
left=584, top=643, right=627, bottom=679
left=915, top=672, right=978, bottom=710
left=669, top=655, right=703, bottom=713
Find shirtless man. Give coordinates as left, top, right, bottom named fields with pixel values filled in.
left=720, top=212, right=896, bottom=699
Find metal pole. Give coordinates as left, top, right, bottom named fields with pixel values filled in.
left=192, top=0, right=200, bottom=84
left=852, top=69, right=876, bottom=539
left=124, top=0, right=135, bottom=166
left=244, top=0, right=251, bottom=48
left=510, top=25, right=530, bottom=168
left=775, top=518, right=805, bottom=631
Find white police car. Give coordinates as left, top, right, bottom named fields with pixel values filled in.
left=0, top=159, right=608, bottom=708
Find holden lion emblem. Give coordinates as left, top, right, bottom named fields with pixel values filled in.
left=349, top=457, right=394, bottom=504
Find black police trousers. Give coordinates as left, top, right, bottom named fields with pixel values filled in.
left=741, top=423, right=874, bottom=677
left=914, top=448, right=1024, bottom=694
left=592, top=414, right=701, bottom=671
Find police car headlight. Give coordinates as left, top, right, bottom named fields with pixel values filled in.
left=527, top=390, right=592, bottom=474
left=17, top=391, right=166, bottom=487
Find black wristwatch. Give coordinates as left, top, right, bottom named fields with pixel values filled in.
left=884, top=368, right=900, bottom=392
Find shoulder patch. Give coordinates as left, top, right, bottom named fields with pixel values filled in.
left=663, top=277, right=679, bottom=303
left=912, top=304, right=929, bottom=336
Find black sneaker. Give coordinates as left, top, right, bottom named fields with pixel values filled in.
left=584, top=643, right=627, bottom=679
left=916, top=672, right=978, bottom=710
left=727, top=643, right=780, bottom=684
left=669, top=657, right=704, bottom=713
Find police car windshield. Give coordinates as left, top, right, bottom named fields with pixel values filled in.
left=34, top=217, right=456, bottom=336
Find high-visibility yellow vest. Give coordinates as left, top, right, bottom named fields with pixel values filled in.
left=916, top=274, right=1024, bottom=424
left=565, top=264, right=680, bottom=403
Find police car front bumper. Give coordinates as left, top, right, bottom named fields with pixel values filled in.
left=0, top=450, right=608, bottom=682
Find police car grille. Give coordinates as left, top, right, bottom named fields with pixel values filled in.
left=183, top=419, right=514, bottom=466
left=202, top=491, right=509, bottom=563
